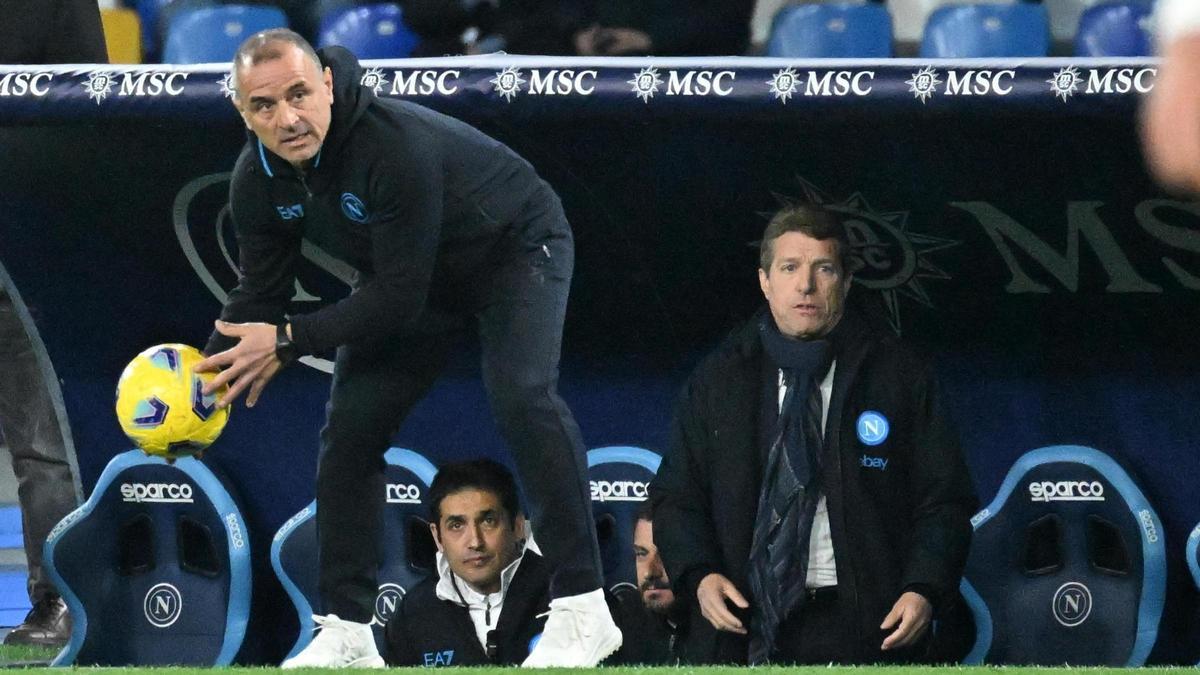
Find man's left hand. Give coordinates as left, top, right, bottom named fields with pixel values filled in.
left=195, top=320, right=282, bottom=408
left=880, top=590, right=931, bottom=651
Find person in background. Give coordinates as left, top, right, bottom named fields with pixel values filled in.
left=609, top=498, right=687, bottom=664
left=1143, top=0, right=1200, bottom=193
left=0, top=0, right=107, bottom=64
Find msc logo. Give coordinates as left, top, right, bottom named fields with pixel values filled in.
left=1139, top=509, right=1159, bottom=543
left=386, top=483, right=421, bottom=504
left=225, top=512, right=246, bottom=549
left=423, top=650, right=455, bottom=666
left=803, top=70, right=875, bottom=97
left=943, top=69, right=1016, bottom=96
left=276, top=203, right=304, bottom=220
left=121, top=482, right=195, bottom=504
left=389, top=69, right=459, bottom=96
left=590, top=480, right=648, bottom=503
left=144, top=583, right=184, bottom=628
left=490, top=66, right=525, bottom=102
left=359, top=67, right=389, bottom=95
left=0, top=72, right=52, bottom=97
left=665, top=70, right=735, bottom=97
left=767, top=67, right=799, bottom=104
left=341, top=193, right=369, bottom=223
left=905, top=66, right=941, bottom=103
left=83, top=71, right=116, bottom=104
left=528, top=69, right=598, bottom=96
left=373, top=583, right=405, bottom=624
left=1085, top=67, right=1156, bottom=94
left=1052, top=582, right=1092, bottom=627
left=628, top=66, right=663, bottom=103
left=1047, top=65, right=1083, bottom=101
left=1027, top=480, right=1105, bottom=503
left=119, top=72, right=188, bottom=97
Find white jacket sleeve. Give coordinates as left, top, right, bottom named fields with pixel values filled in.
left=1157, top=0, right=1200, bottom=48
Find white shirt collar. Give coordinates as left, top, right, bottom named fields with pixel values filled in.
left=434, top=545, right=526, bottom=607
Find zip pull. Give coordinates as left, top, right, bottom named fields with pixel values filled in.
left=484, top=597, right=492, bottom=627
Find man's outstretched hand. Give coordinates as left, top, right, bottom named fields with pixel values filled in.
left=195, top=320, right=282, bottom=408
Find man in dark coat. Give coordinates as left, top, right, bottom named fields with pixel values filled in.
left=651, top=204, right=977, bottom=665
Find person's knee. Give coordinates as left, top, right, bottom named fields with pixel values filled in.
left=486, top=372, right=557, bottom=424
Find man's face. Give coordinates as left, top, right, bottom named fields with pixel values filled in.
left=235, top=44, right=333, bottom=169
left=758, top=231, right=851, bottom=339
left=431, top=489, right=524, bottom=594
left=634, top=518, right=675, bottom=614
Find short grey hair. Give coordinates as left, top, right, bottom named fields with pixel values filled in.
left=230, top=28, right=321, bottom=97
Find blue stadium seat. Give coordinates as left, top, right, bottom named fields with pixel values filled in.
left=587, top=446, right=661, bottom=594
left=43, top=450, right=250, bottom=666
left=272, top=448, right=438, bottom=660
left=960, top=445, right=1165, bottom=666
left=766, top=3, right=894, bottom=58
left=135, top=0, right=185, bottom=61
left=162, top=4, right=289, bottom=64
left=317, top=4, right=420, bottom=60
left=1074, top=1, right=1153, bottom=56
left=920, top=3, right=1050, bottom=57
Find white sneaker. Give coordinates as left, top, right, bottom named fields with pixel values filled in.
left=522, top=588, right=623, bottom=668
left=281, top=614, right=385, bottom=669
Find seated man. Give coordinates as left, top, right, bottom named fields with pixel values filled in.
left=385, top=459, right=548, bottom=666
left=651, top=204, right=977, bottom=664
left=610, top=499, right=688, bottom=665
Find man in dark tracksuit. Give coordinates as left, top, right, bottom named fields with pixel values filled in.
left=197, top=30, right=619, bottom=668
left=650, top=205, right=976, bottom=664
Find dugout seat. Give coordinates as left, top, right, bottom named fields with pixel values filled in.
left=960, top=445, right=1165, bottom=666
left=1046, top=0, right=1105, bottom=41
left=887, top=0, right=996, bottom=43
left=43, top=450, right=251, bottom=666
left=766, top=3, right=894, bottom=58
left=162, top=4, right=289, bottom=64
left=587, top=446, right=661, bottom=595
left=317, top=3, right=421, bottom=59
left=1074, top=1, right=1153, bottom=56
left=101, top=8, right=143, bottom=64
left=272, top=447, right=438, bottom=660
left=920, top=2, right=1051, bottom=57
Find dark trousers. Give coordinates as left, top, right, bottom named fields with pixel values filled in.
left=315, top=205, right=602, bottom=622
left=0, top=288, right=80, bottom=603
left=773, top=587, right=848, bottom=665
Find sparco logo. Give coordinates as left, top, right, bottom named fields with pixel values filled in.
left=389, top=69, right=459, bottom=96
left=225, top=513, right=246, bottom=549
left=1052, top=582, right=1092, bottom=627
left=529, top=69, right=597, bottom=96
left=590, top=480, right=649, bottom=503
left=1027, top=480, right=1105, bottom=502
left=386, top=483, right=421, bottom=504
left=144, top=583, right=183, bottom=628
left=118, top=72, right=188, bottom=97
left=665, top=70, right=735, bottom=97
left=121, top=482, right=195, bottom=503
left=1139, top=509, right=1159, bottom=543
left=0, top=72, right=52, bottom=97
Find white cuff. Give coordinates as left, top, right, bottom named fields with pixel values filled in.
left=1157, top=0, right=1200, bottom=48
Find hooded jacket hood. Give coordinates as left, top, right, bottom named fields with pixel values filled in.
left=316, top=45, right=372, bottom=162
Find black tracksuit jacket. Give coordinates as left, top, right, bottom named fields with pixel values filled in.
left=650, top=308, right=978, bottom=664
left=207, top=47, right=557, bottom=356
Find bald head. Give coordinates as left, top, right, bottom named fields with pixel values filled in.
left=230, top=28, right=322, bottom=98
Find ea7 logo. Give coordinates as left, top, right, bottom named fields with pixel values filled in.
left=276, top=204, right=304, bottom=220
left=0, top=72, right=52, bottom=97
left=943, top=69, right=1016, bottom=96
left=119, top=72, right=188, bottom=96
left=1027, top=480, right=1105, bottom=502
left=386, top=483, right=421, bottom=504
left=423, top=650, right=454, bottom=666
left=528, top=69, right=598, bottom=96
left=1085, top=67, right=1156, bottom=94
left=590, top=480, right=648, bottom=502
left=666, top=70, right=735, bottom=96
left=804, top=71, right=874, bottom=97
left=122, top=482, right=195, bottom=503
left=389, top=70, right=459, bottom=96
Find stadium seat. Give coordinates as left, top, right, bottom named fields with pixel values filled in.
left=316, top=3, right=421, bottom=59
left=587, top=446, right=661, bottom=595
left=43, top=450, right=251, bottom=666
left=888, top=0, right=996, bottom=43
left=920, top=3, right=1051, bottom=57
left=766, top=3, right=894, bottom=58
left=1074, top=1, right=1153, bottom=56
left=135, top=0, right=180, bottom=61
left=272, top=448, right=438, bottom=660
left=1188, top=521, right=1200, bottom=593
left=162, top=4, right=289, bottom=64
left=101, top=8, right=143, bottom=64
left=1046, top=0, right=1105, bottom=41
left=960, top=445, right=1165, bottom=666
